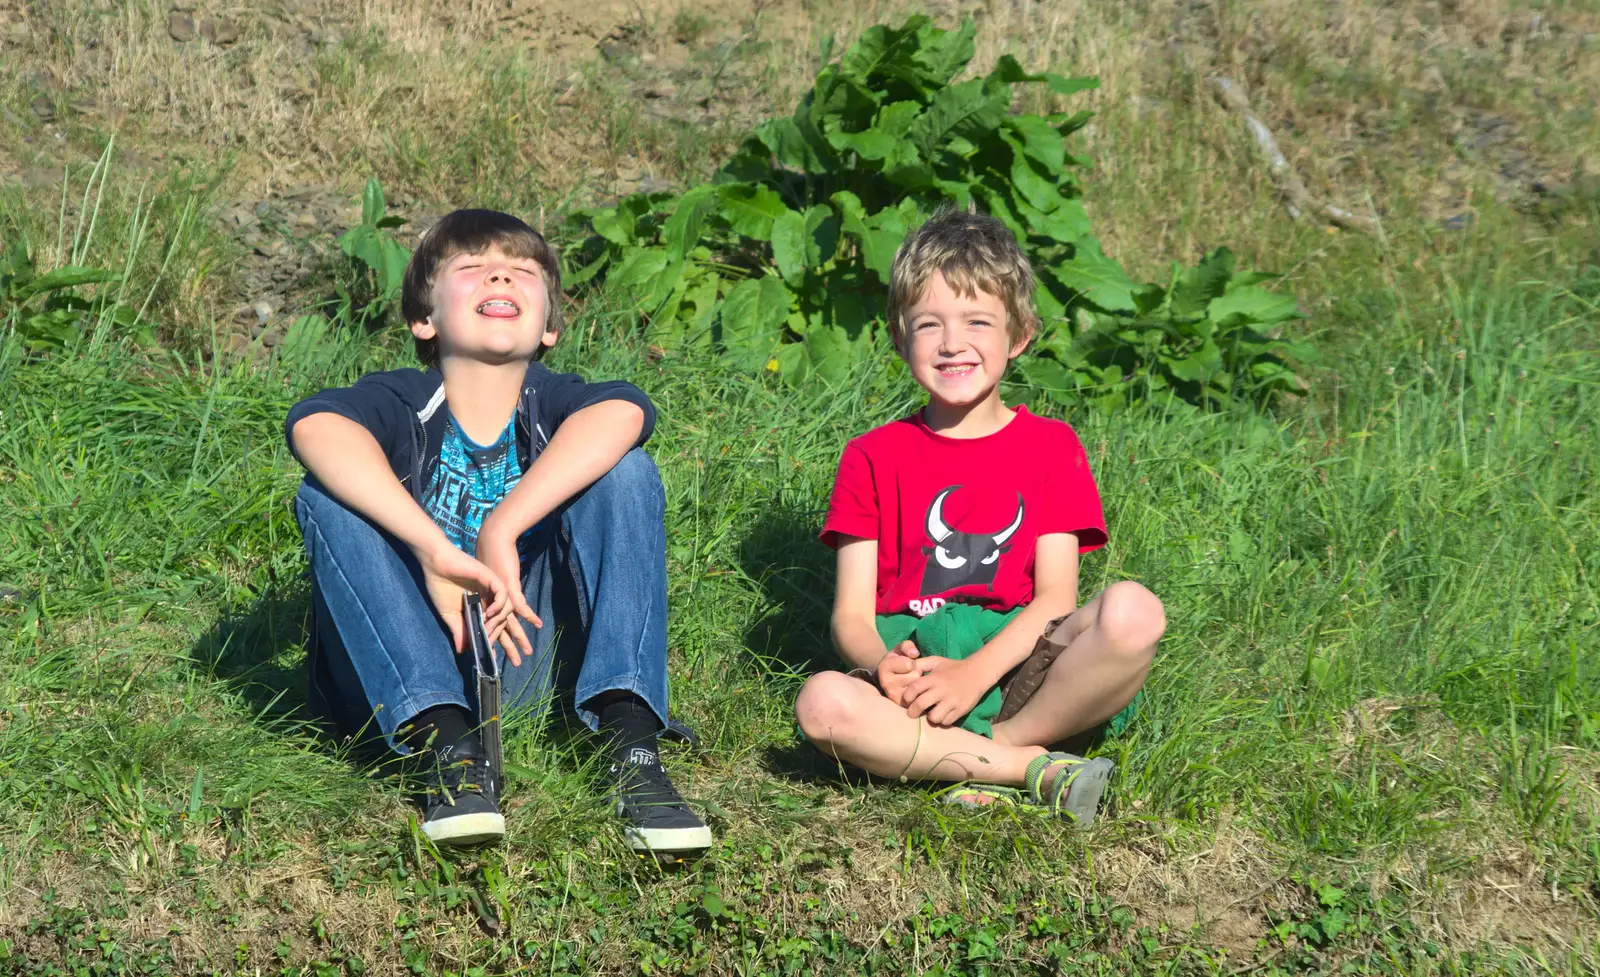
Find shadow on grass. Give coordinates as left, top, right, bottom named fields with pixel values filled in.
left=735, top=499, right=864, bottom=785
left=737, top=500, right=834, bottom=677
left=186, top=575, right=614, bottom=772
left=188, top=580, right=321, bottom=734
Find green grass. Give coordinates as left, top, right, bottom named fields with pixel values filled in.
left=2, top=178, right=1598, bottom=973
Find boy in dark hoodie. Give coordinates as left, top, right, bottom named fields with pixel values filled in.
left=285, top=209, right=710, bottom=857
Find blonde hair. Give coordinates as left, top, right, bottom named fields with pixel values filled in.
left=885, top=209, right=1039, bottom=354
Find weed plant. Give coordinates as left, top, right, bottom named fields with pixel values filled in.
left=1, top=173, right=1597, bottom=972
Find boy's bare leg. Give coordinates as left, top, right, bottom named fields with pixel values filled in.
left=795, top=672, right=1048, bottom=785
left=991, top=581, right=1165, bottom=749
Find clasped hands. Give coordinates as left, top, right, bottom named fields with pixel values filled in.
left=414, top=513, right=542, bottom=667
left=876, top=641, right=990, bottom=728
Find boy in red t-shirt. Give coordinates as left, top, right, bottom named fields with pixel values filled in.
left=794, top=210, right=1167, bottom=823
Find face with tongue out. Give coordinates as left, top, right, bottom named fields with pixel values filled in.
left=410, top=244, right=554, bottom=364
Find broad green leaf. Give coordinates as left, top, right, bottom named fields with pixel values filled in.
left=12, top=266, right=118, bottom=303
left=882, top=142, right=936, bottom=189
left=828, top=126, right=896, bottom=160
left=753, top=117, right=837, bottom=174
left=1161, top=339, right=1222, bottom=382
left=910, top=78, right=1009, bottom=159
left=973, top=184, right=1028, bottom=244
left=608, top=248, right=670, bottom=295
left=805, top=323, right=871, bottom=384
left=772, top=205, right=839, bottom=285
left=565, top=250, right=610, bottom=288
left=1, top=239, right=35, bottom=291
left=775, top=339, right=811, bottom=382
left=1207, top=285, right=1299, bottom=325
left=1001, top=132, right=1066, bottom=215
left=839, top=18, right=930, bottom=85
left=1016, top=355, right=1075, bottom=393
left=21, top=308, right=80, bottom=347
left=831, top=190, right=868, bottom=233
left=811, top=67, right=881, bottom=137
left=1005, top=115, right=1065, bottom=172
left=1132, top=283, right=1168, bottom=316
left=717, top=184, right=790, bottom=241
left=360, top=178, right=386, bottom=226
left=1170, top=248, right=1235, bottom=318
left=875, top=100, right=924, bottom=138
left=719, top=275, right=792, bottom=369
left=908, top=18, right=977, bottom=87
left=1033, top=280, right=1066, bottom=321
left=771, top=209, right=808, bottom=285
left=988, top=55, right=1100, bottom=96
left=1015, top=195, right=1090, bottom=244
left=1050, top=239, right=1136, bottom=312
left=662, top=186, right=719, bottom=262
left=842, top=201, right=916, bottom=283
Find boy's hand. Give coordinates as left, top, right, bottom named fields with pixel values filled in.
left=475, top=516, right=542, bottom=667
left=877, top=640, right=921, bottom=705
left=416, top=541, right=516, bottom=660
left=901, top=656, right=989, bottom=727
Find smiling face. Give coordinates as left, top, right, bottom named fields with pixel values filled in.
left=901, top=270, right=1031, bottom=410
left=409, top=244, right=555, bottom=366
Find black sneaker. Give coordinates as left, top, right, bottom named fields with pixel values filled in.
left=612, top=747, right=713, bottom=858
left=418, top=737, right=505, bottom=847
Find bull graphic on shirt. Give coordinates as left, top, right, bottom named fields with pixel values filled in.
left=919, top=486, right=1025, bottom=595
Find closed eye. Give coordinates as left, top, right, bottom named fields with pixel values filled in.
left=980, top=549, right=1000, bottom=565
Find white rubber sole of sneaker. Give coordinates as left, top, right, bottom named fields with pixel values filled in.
left=423, top=811, right=506, bottom=846
left=624, top=823, right=714, bottom=856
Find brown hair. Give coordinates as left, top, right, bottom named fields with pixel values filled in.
left=885, top=208, right=1039, bottom=355
left=401, top=209, right=563, bottom=367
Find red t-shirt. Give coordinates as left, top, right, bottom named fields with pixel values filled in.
left=821, top=406, right=1107, bottom=617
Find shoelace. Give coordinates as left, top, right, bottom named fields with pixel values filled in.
left=614, top=762, right=687, bottom=813
left=428, top=755, right=494, bottom=804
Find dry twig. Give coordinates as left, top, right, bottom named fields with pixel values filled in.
left=1208, top=76, right=1380, bottom=235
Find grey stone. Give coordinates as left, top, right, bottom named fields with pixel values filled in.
left=252, top=298, right=276, bottom=322
left=169, top=11, right=197, bottom=42
left=1440, top=213, right=1475, bottom=231
left=261, top=328, right=283, bottom=347
left=198, top=17, right=239, bottom=45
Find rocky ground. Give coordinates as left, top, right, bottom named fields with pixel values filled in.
left=2, top=0, right=1597, bottom=355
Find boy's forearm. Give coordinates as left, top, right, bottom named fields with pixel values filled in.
left=832, top=614, right=890, bottom=672
left=291, top=412, right=451, bottom=558
left=965, top=593, right=1077, bottom=687
left=481, top=400, right=646, bottom=538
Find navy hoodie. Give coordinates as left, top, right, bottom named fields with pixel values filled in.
left=284, top=361, right=656, bottom=499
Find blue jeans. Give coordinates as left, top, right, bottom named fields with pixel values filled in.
left=294, top=447, right=670, bottom=754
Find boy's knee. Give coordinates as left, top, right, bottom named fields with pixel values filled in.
left=795, top=672, right=863, bottom=744
left=1098, top=581, right=1166, bottom=658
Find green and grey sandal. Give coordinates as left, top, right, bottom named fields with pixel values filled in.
left=1023, top=752, right=1115, bottom=825
left=938, top=783, right=1022, bottom=810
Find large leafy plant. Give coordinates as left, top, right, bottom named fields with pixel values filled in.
left=565, top=16, right=1311, bottom=409
left=0, top=239, right=155, bottom=351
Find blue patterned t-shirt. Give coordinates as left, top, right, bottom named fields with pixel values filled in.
left=421, top=414, right=521, bottom=553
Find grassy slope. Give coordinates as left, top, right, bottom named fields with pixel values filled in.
left=3, top=0, right=1600, bottom=974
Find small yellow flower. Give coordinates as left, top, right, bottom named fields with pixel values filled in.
left=765, top=358, right=779, bottom=372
